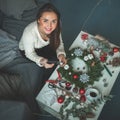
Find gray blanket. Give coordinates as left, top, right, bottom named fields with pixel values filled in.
left=0, top=29, right=22, bottom=68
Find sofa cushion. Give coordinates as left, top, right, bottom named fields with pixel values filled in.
left=0, top=71, right=40, bottom=114
left=0, top=10, right=4, bottom=28
left=35, top=0, right=50, bottom=5
left=2, top=1, right=50, bottom=41
left=0, top=71, right=22, bottom=99
left=21, top=1, right=49, bottom=21
left=21, top=7, right=39, bottom=21
left=2, top=16, right=30, bottom=41
left=0, top=29, right=21, bottom=69
left=0, top=0, right=37, bottom=19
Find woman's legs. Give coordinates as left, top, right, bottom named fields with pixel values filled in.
left=1, top=45, right=58, bottom=115
left=2, top=45, right=58, bottom=96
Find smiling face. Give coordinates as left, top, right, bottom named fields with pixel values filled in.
left=38, top=11, right=58, bottom=35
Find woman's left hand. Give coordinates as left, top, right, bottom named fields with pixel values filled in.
left=58, top=54, right=67, bottom=67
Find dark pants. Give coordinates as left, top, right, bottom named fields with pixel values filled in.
left=20, top=45, right=57, bottom=61
left=0, top=46, right=56, bottom=115
left=2, top=45, right=57, bottom=94
left=1, top=45, right=57, bottom=115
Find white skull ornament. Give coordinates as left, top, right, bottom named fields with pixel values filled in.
left=71, top=57, right=88, bottom=73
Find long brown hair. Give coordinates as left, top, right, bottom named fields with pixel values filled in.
left=36, top=3, right=61, bottom=50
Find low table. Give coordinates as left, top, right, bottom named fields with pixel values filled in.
left=36, top=31, right=120, bottom=120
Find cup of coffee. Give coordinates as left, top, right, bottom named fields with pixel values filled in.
left=90, top=92, right=97, bottom=97
left=85, top=87, right=100, bottom=102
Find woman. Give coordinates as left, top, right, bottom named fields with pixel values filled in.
left=0, top=3, right=67, bottom=117
left=19, top=3, right=67, bottom=68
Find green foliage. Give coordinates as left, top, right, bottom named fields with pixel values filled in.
left=57, top=47, right=112, bottom=119
left=59, top=95, right=113, bottom=120
left=57, top=47, right=104, bottom=88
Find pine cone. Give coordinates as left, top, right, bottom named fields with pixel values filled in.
left=111, top=57, right=120, bottom=66
left=86, top=112, right=95, bottom=118
left=79, top=115, right=87, bottom=120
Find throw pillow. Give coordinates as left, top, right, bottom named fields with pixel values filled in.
left=0, top=10, right=4, bottom=28
left=2, top=1, right=50, bottom=41
left=0, top=0, right=37, bottom=19
left=35, top=0, right=50, bottom=5
left=0, top=29, right=21, bottom=69
left=2, top=16, right=30, bottom=41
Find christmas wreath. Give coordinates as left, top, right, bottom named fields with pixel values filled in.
left=57, top=47, right=104, bottom=88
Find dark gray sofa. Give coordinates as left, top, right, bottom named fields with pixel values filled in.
left=0, top=70, right=42, bottom=120
left=0, top=100, right=33, bottom=120
left=0, top=0, right=52, bottom=120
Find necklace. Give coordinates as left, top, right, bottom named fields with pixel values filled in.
left=40, top=32, right=47, bottom=38
left=37, top=24, right=49, bottom=41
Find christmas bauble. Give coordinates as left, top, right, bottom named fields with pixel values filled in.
left=57, top=95, right=65, bottom=104
left=80, top=95, right=86, bottom=102
left=65, top=82, right=71, bottom=87
left=73, top=74, right=79, bottom=79
left=81, top=33, right=88, bottom=40
left=100, top=56, right=106, bottom=62
left=113, top=47, right=119, bottom=53
left=65, top=82, right=72, bottom=90
left=73, top=87, right=79, bottom=94
left=79, top=88, right=86, bottom=95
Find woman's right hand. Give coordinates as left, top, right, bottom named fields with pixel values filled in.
left=40, top=58, right=54, bottom=69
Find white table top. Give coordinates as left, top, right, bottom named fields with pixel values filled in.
left=36, top=31, right=120, bottom=120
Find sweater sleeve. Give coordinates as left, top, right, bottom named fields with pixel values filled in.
left=19, top=29, right=44, bottom=67
left=56, top=34, right=66, bottom=58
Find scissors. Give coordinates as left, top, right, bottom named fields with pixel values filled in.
left=48, top=82, right=59, bottom=97
left=58, top=80, right=66, bottom=88
left=48, top=82, right=56, bottom=89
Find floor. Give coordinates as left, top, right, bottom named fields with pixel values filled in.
left=36, top=109, right=59, bottom=120
left=98, top=73, right=120, bottom=120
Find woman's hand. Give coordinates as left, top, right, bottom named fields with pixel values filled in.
left=58, top=54, right=67, bottom=67
left=40, top=58, right=54, bottom=69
